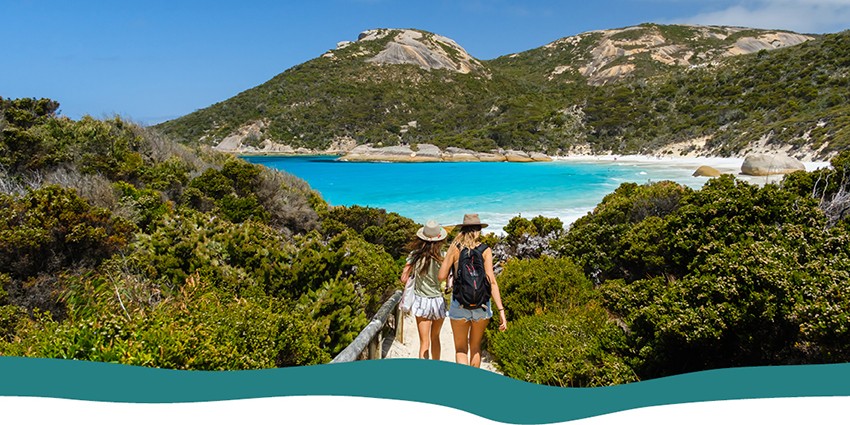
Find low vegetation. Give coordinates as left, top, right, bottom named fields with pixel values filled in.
left=0, top=97, right=411, bottom=368
left=485, top=154, right=850, bottom=385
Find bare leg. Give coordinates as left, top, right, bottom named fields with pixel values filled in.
left=430, top=318, right=445, bottom=360
left=451, top=319, right=471, bottom=365
left=468, top=319, right=490, bottom=368
left=416, top=316, right=432, bottom=359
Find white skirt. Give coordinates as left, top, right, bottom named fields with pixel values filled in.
left=412, top=294, right=447, bottom=320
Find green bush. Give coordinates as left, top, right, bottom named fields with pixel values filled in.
left=298, top=276, right=369, bottom=355
left=0, top=185, right=135, bottom=280
left=321, top=205, right=418, bottom=259
left=488, top=307, right=636, bottom=387
left=498, top=257, right=595, bottom=320
left=580, top=175, right=850, bottom=378
left=554, top=181, right=689, bottom=283
left=114, top=181, right=171, bottom=232
left=1, top=276, right=330, bottom=369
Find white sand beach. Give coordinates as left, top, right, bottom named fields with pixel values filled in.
left=552, top=154, right=832, bottom=187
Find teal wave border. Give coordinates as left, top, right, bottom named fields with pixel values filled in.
left=2, top=357, right=849, bottom=424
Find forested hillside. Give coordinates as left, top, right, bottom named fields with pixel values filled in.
left=154, top=24, right=849, bottom=160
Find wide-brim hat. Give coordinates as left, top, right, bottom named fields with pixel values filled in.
left=455, top=213, right=488, bottom=229
left=416, top=220, right=448, bottom=241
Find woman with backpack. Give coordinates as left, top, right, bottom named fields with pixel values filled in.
left=400, top=220, right=450, bottom=360
left=439, top=213, right=507, bottom=368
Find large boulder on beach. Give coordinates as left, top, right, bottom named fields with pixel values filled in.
left=477, top=152, right=507, bottom=162
left=504, top=150, right=534, bottom=162
left=442, top=147, right=480, bottom=162
left=741, top=154, right=805, bottom=176
left=693, top=165, right=721, bottom=177
left=412, top=143, right=443, bottom=159
left=529, top=152, right=553, bottom=162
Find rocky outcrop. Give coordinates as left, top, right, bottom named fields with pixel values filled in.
left=443, top=147, right=487, bottom=162
left=503, top=150, right=534, bottom=162
left=741, top=154, right=806, bottom=176
left=214, top=122, right=358, bottom=155
left=693, top=165, right=722, bottom=177
left=543, top=24, right=813, bottom=86
left=360, top=29, right=486, bottom=75
left=726, top=33, right=813, bottom=56
left=338, top=144, right=549, bottom=163
left=529, top=152, right=553, bottom=162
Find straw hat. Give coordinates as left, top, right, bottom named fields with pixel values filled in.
left=455, top=213, right=488, bottom=229
left=416, top=220, right=448, bottom=241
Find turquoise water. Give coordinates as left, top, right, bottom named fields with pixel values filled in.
left=244, top=155, right=709, bottom=233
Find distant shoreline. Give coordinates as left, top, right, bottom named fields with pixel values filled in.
left=239, top=151, right=832, bottom=181
left=553, top=154, right=832, bottom=186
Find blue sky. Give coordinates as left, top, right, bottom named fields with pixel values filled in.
left=3, top=0, right=850, bottom=125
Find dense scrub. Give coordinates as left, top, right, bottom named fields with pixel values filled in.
left=4, top=95, right=850, bottom=387
left=487, top=155, right=850, bottom=385
left=0, top=97, right=403, bottom=368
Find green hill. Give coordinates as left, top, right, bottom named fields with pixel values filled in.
left=153, top=24, right=847, bottom=160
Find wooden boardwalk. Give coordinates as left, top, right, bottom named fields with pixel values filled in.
left=385, top=310, right=502, bottom=374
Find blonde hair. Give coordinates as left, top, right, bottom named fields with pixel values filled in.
left=451, top=225, right=482, bottom=251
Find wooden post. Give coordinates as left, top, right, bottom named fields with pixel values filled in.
left=331, top=290, right=403, bottom=363
left=394, top=307, right=404, bottom=343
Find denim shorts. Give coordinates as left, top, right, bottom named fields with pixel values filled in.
left=448, top=298, right=493, bottom=322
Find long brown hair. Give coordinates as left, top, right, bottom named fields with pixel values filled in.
left=406, top=238, right=445, bottom=275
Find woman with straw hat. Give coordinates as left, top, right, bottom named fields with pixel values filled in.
left=400, top=220, right=449, bottom=359
left=439, top=213, right=507, bottom=368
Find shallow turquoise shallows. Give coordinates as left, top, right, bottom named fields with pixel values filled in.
left=244, top=156, right=708, bottom=232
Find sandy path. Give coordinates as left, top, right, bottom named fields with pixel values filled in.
left=385, top=309, right=501, bottom=374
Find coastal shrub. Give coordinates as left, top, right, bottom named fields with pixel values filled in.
left=500, top=215, right=564, bottom=259
left=488, top=307, right=637, bottom=387
left=0, top=185, right=135, bottom=280
left=321, top=205, right=418, bottom=259
left=140, top=156, right=192, bottom=200
left=185, top=158, right=319, bottom=232
left=253, top=166, right=321, bottom=235
left=588, top=175, right=850, bottom=378
left=602, top=228, right=850, bottom=377
left=498, top=257, right=595, bottom=320
left=297, top=276, right=369, bottom=356
left=127, top=208, right=292, bottom=297
left=113, top=181, right=171, bottom=232
left=1, top=275, right=330, bottom=369
left=0, top=304, right=24, bottom=342
left=0, top=97, right=63, bottom=173
left=271, top=230, right=400, bottom=316
left=553, top=180, right=689, bottom=283
left=74, top=117, right=147, bottom=183
left=656, top=175, right=823, bottom=279
left=783, top=151, right=850, bottom=227
left=326, top=230, right=400, bottom=315
left=42, top=166, right=118, bottom=209
left=0, top=98, right=368, bottom=368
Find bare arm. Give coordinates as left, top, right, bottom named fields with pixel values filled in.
left=484, top=248, right=507, bottom=331
left=400, top=263, right=412, bottom=283
left=438, top=245, right=458, bottom=282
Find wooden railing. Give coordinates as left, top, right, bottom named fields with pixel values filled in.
left=330, top=290, right=404, bottom=363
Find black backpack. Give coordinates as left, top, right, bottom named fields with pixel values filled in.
left=453, top=243, right=490, bottom=310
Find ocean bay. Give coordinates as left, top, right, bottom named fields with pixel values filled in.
left=245, top=155, right=717, bottom=233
